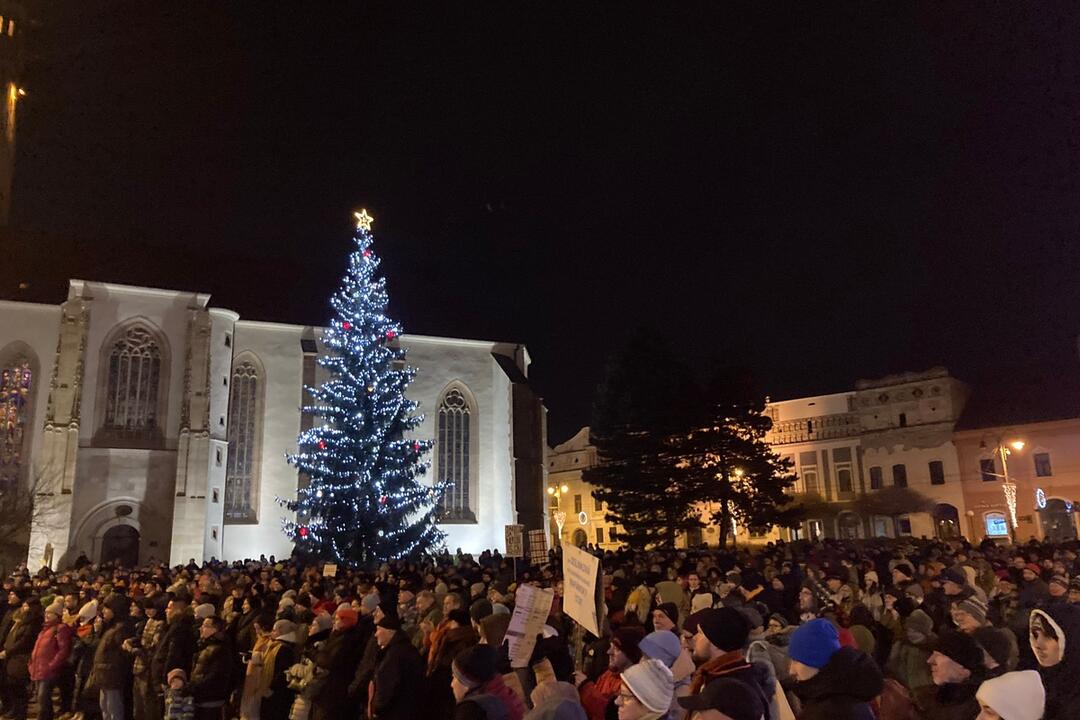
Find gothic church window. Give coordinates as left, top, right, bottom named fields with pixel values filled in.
left=225, top=360, right=262, bottom=524
left=0, top=359, right=31, bottom=489
left=103, top=326, right=162, bottom=438
left=437, top=385, right=476, bottom=522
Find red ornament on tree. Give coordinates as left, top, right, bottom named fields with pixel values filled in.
left=379, top=495, right=388, bottom=505
left=342, top=321, right=352, bottom=331
left=317, top=440, right=327, bottom=450
left=363, top=249, right=372, bottom=258
left=385, top=330, right=397, bottom=340
left=413, top=441, right=421, bottom=452
left=298, top=526, right=309, bottom=538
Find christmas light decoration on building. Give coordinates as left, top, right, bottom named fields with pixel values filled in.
left=282, top=208, right=443, bottom=564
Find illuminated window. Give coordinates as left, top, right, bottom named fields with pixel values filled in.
left=225, top=360, right=262, bottom=524
left=7, top=20, right=14, bottom=37
left=103, top=326, right=162, bottom=437
left=437, top=386, right=476, bottom=522
left=984, top=512, right=1008, bottom=537
left=0, top=359, right=32, bottom=489
left=574, top=494, right=582, bottom=513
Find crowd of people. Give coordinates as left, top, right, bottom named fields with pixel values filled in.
left=0, top=534, right=1076, bottom=720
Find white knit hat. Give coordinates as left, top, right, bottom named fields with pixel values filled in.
left=193, top=603, right=216, bottom=620
left=691, top=592, right=714, bottom=614
left=620, top=658, right=674, bottom=715
left=976, top=670, right=1045, bottom=720
left=78, top=600, right=98, bottom=624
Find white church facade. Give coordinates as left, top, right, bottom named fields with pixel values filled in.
left=0, top=279, right=548, bottom=570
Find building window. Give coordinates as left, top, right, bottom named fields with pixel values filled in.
left=806, top=420, right=813, bottom=435
left=225, top=361, right=262, bottom=524
left=437, top=386, right=476, bottom=522
left=1034, top=452, right=1052, bottom=477
left=897, top=516, right=913, bottom=535
left=0, top=359, right=32, bottom=489
left=984, top=512, right=1009, bottom=537
left=980, top=458, right=997, bottom=482
left=929, top=460, right=945, bottom=486
left=799, top=451, right=818, bottom=494
left=899, top=412, right=907, bottom=428
left=892, top=464, right=907, bottom=488
left=596, top=527, right=604, bottom=544
left=593, top=495, right=602, bottom=512
left=837, top=468, right=853, bottom=493
left=574, top=494, right=582, bottom=514
left=869, top=466, right=883, bottom=490
left=102, top=326, right=162, bottom=439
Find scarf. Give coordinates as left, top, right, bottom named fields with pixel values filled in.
left=690, top=650, right=753, bottom=695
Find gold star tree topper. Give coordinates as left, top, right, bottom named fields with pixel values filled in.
left=353, top=208, right=374, bottom=231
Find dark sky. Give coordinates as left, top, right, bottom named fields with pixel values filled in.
left=7, top=2, right=1080, bottom=443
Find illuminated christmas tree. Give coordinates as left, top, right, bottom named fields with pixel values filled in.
left=283, top=209, right=443, bottom=564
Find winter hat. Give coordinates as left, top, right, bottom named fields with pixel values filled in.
left=789, top=618, right=841, bottom=670
left=272, top=620, right=297, bottom=640
left=360, top=593, right=380, bottom=614
left=639, top=630, right=681, bottom=668
left=77, top=599, right=98, bottom=624
left=698, top=607, right=750, bottom=652
left=193, top=603, right=216, bottom=620
left=452, top=644, right=498, bottom=689
left=492, top=603, right=510, bottom=616
left=937, top=567, right=967, bottom=586
left=768, top=613, right=789, bottom=630
left=677, top=677, right=767, bottom=720
left=954, top=596, right=988, bottom=625
left=528, top=694, right=586, bottom=720
left=737, top=605, right=763, bottom=632
left=974, top=627, right=1019, bottom=671
left=933, top=631, right=985, bottom=673
left=1024, top=563, right=1042, bottom=576
left=1049, top=575, right=1069, bottom=590
left=863, top=570, right=879, bottom=586
left=620, top=658, right=674, bottom=715
left=690, top=592, right=715, bottom=614
left=447, top=608, right=472, bottom=627
left=470, top=598, right=494, bottom=623
left=166, top=669, right=187, bottom=685
left=376, top=615, right=402, bottom=631
left=104, top=594, right=131, bottom=618
left=311, top=612, right=332, bottom=634
left=850, top=625, right=876, bottom=655
left=45, top=600, right=64, bottom=618
left=905, top=609, right=934, bottom=638
left=654, top=602, right=679, bottom=628
left=611, top=626, right=646, bottom=664
left=334, top=607, right=358, bottom=629
left=1069, top=577, right=1080, bottom=593
left=470, top=582, right=487, bottom=598
left=479, top=613, right=511, bottom=648
left=976, top=670, right=1045, bottom=720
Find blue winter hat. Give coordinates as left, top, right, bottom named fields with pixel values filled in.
left=639, top=630, right=681, bottom=668
left=789, top=618, right=841, bottom=670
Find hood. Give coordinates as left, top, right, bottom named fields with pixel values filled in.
left=524, top=697, right=586, bottom=720
left=796, top=646, right=884, bottom=704
left=1029, top=604, right=1080, bottom=671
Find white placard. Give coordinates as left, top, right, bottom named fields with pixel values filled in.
left=505, top=524, right=525, bottom=558
left=323, top=563, right=338, bottom=578
left=504, top=584, right=554, bottom=668
left=562, top=543, right=600, bottom=636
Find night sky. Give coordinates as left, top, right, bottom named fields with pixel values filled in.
left=7, top=2, right=1080, bottom=442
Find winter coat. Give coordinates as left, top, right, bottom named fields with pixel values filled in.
left=260, top=637, right=299, bottom=720
left=370, top=631, right=425, bottom=720
left=1030, top=604, right=1080, bottom=720
left=885, top=639, right=933, bottom=694
left=312, top=624, right=365, bottom=720
left=4, top=612, right=42, bottom=683
left=189, top=635, right=233, bottom=705
left=29, top=618, right=73, bottom=681
left=91, top=617, right=135, bottom=689
left=152, top=615, right=197, bottom=688
left=454, top=675, right=526, bottom=720
left=793, top=646, right=884, bottom=720
left=914, top=676, right=983, bottom=720
left=428, top=624, right=481, bottom=720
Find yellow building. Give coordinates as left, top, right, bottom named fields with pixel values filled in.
left=546, top=427, right=622, bottom=549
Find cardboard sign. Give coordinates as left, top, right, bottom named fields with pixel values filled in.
left=562, top=543, right=600, bottom=636
left=505, top=524, right=525, bottom=558
left=504, top=584, right=554, bottom=668
left=323, top=563, right=338, bottom=578
left=527, top=529, right=549, bottom=566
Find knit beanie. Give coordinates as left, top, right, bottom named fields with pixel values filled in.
left=954, top=596, right=988, bottom=625
left=334, top=606, right=358, bottom=629
left=677, top=677, right=766, bottom=720
left=976, top=670, right=1045, bottom=720
left=311, top=612, right=332, bottom=634
left=193, top=603, right=216, bottom=620
left=934, top=631, right=984, bottom=673
left=974, top=626, right=1018, bottom=671
left=905, top=609, right=934, bottom=638
left=654, top=602, right=679, bottom=628
left=452, top=644, right=497, bottom=689
left=620, top=658, right=674, bottom=714
left=470, top=598, right=494, bottom=623
left=691, top=592, right=715, bottom=614
left=166, top=669, right=187, bottom=685
left=768, top=613, right=789, bottom=630
left=698, top=607, right=750, bottom=652
left=361, top=593, right=380, bottom=614
left=104, top=594, right=131, bottom=618
left=639, top=630, right=681, bottom=668
left=611, top=626, right=646, bottom=664
left=1049, top=575, right=1069, bottom=590
left=789, top=618, right=841, bottom=670
left=78, top=599, right=98, bottom=624
left=45, top=600, right=64, bottom=618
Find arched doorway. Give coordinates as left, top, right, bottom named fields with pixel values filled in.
left=1039, top=499, right=1077, bottom=543
left=571, top=529, right=587, bottom=547
left=934, top=504, right=961, bottom=540
left=101, top=525, right=139, bottom=567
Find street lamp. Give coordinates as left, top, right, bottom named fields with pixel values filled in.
left=981, top=436, right=1026, bottom=542
left=547, top=484, right=569, bottom=547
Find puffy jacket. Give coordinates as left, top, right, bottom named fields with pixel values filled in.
left=151, top=615, right=197, bottom=688
left=4, top=612, right=42, bottom=682
left=793, top=646, right=884, bottom=720
left=189, top=635, right=233, bottom=705
left=29, top=619, right=73, bottom=681
left=92, top=617, right=135, bottom=690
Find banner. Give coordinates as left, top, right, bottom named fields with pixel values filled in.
left=504, top=524, right=525, bottom=558
left=504, top=583, right=554, bottom=668
left=562, top=543, right=601, bottom=636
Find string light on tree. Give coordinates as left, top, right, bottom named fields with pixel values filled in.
left=282, top=207, right=444, bottom=564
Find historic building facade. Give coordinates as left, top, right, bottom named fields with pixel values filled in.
left=546, top=427, right=621, bottom=550
left=0, top=279, right=547, bottom=570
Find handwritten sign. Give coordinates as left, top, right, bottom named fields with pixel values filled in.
left=562, top=543, right=600, bottom=636
left=505, top=524, right=525, bottom=558
left=504, top=584, right=554, bottom=668
left=322, top=563, right=338, bottom=578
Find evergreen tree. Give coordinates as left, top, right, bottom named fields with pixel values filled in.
left=584, top=330, right=704, bottom=548
left=282, top=210, right=443, bottom=564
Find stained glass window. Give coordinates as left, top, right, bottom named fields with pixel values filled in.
left=225, top=361, right=260, bottom=523
left=0, top=359, right=31, bottom=488
left=437, top=387, right=475, bottom=522
left=103, top=327, right=161, bottom=436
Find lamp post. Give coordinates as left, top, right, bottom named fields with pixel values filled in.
left=982, top=436, right=1025, bottom=543
left=547, top=483, right=569, bottom=548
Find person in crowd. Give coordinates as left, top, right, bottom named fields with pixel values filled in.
left=259, top=618, right=299, bottom=720
left=639, top=630, right=693, bottom=720
left=975, top=670, right=1044, bottom=720
left=92, top=594, right=134, bottom=720
left=188, top=615, right=232, bottom=720
left=3, top=597, right=43, bottom=720
left=312, top=606, right=364, bottom=720
left=577, top=626, right=645, bottom=720
left=787, top=618, right=883, bottom=720
left=922, top=630, right=987, bottom=719
left=1028, top=605, right=1080, bottom=720
left=152, top=596, right=197, bottom=711
left=687, top=607, right=770, bottom=712
left=451, top=644, right=525, bottom=720
left=951, top=596, right=990, bottom=634
left=29, top=599, right=72, bottom=720
left=616, top=659, right=674, bottom=720
left=429, top=607, right=481, bottom=718
left=368, top=614, right=424, bottom=720
left=677, top=677, right=765, bottom=720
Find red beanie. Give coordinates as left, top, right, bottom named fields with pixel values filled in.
left=334, top=607, right=358, bottom=629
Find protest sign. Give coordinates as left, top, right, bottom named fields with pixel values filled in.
left=322, top=563, right=337, bottom=578
left=562, top=543, right=601, bottom=636
left=504, top=583, right=554, bottom=668
left=504, top=524, right=525, bottom=558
